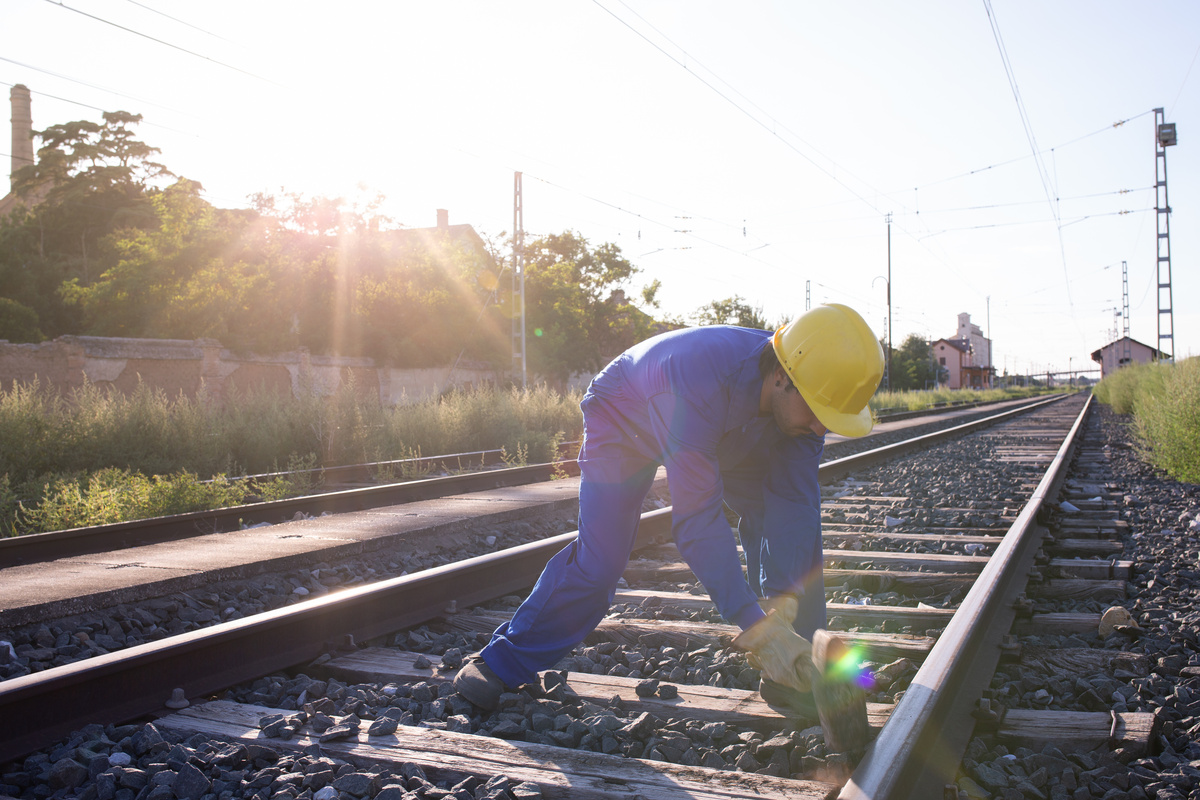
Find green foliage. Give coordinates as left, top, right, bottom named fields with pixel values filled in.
left=691, top=296, right=770, bottom=329
left=0, top=381, right=584, bottom=535
left=0, top=108, right=659, bottom=377
left=5, top=111, right=168, bottom=318
left=252, top=453, right=322, bottom=502
left=1092, top=361, right=1149, bottom=415
left=0, top=297, right=43, bottom=342
left=377, top=385, right=579, bottom=467
left=1096, top=359, right=1200, bottom=483
left=17, top=468, right=246, bottom=534
left=887, top=333, right=939, bottom=391
left=522, top=231, right=650, bottom=384
left=870, top=385, right=1056, bottom=413
left=0, top=475, right=18, bottom=537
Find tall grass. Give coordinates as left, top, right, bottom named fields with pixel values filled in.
left=870, top=385, right=1060, bottom=413
left=0, top=379, right=584, bottom=536
left=1096, top=359, right=1200, bottom=483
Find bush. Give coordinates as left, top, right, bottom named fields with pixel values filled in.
left=1130, top=358, right=1200, bottom=483
left=0, top=297, right=43, bottom=342
left=0, top=380, right=584, bottom=535
left=17, top=468, right=248, bottom=533
left=870, top=385, right=1060, bottom=413
left=1093, top=362, right=1151, bottom=415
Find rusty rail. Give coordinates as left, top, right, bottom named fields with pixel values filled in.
left=840, top=394, right=1092, bottom=799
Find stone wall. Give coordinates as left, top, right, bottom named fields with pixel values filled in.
left=0, top=336, right=499, bottom=405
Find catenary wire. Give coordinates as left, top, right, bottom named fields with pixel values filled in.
left=0, top=81, right=197, bottom=138
left=121, top=0, right=232, bottom=41
left=0, top=56, right=194, bottom=117
left=982, top=0, right=1073, bottom=308
left=590, top=0, right=890, bottom=220
left=41, top=0, right=281, bottom=86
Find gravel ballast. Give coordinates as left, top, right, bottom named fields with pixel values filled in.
left=9, top=398, right=1198, bottom=799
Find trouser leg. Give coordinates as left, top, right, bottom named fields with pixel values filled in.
left=481, top=430, right=656, bottom=688
left=725, top=469, right=826, bottom=640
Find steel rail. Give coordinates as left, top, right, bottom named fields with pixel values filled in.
left=0, top=460, right=580, bottom=567
left=0, top=393, right=1066, bottom=764
left=0, top=508, right=673, bottom=764
left=840, top=394, right=1093, bottom=800
left=819, top=393, right=1066, bottom=482
left=231, top=447, right=514, bottom=489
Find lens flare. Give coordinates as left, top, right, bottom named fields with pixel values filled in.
left=827, top=644, right=875, bottom=690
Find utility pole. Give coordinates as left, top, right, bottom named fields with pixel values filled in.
left=512, top=172, right=526, bottom=388
left=885, top=213, right=892, bottom=392
left=805, top=280, right=810, bottom=311
left=1154, top=108, right=1176, bottom=361
left=986, top=295, right=992, bottom=389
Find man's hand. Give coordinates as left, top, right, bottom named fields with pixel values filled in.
left=733, top=608, right=814, bottom=693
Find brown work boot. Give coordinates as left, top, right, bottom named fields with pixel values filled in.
left=452, top=656, right=506, bottom=711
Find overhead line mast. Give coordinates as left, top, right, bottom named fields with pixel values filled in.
left=1153, top=108, right=1176, bottom=362
left=512, top=172, right=527, bottom=388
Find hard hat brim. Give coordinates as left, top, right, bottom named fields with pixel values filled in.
left=801, top=392, right=875, bottom=438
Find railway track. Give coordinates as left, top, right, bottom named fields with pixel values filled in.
left=0, top=396, right=1040, bottom=569
left=6, top=391, right=1181, bottom=800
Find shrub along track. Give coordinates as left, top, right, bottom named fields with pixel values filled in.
left=7, top=393, right=1177, bottom=800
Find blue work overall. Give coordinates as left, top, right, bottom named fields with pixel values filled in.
left=481, top=326, right=825, bottom=688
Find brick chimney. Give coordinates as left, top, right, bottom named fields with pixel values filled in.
left=436, top=208, right=449, bottom=228
left=10, top=85, right=33, bottom=191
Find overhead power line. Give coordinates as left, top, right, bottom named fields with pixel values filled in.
left=0, top=80, right=198, bottom=137
left=121, top=0, right=231, bottom=41
left=982, top=0, right=1073, bottom=307
left=591, top=0, right=889, bottom=219
left=42, top=0, right=281, bottom=86
left=909, top=111, right=1153, bottom=193
left=0, top=55, right=192, bottom=117
left=525, top=172, right=786, bottom=271
left=1169, top=38, right=1200, bottom=117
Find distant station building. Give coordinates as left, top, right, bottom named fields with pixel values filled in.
left=1089, top=336, right=1169, bottom=380
left=933, top=312, right=994, bottom=389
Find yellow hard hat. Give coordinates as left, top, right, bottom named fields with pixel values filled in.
left=772, top=304, right=885, bottom=437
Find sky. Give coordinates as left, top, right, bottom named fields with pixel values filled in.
left=3, top=1, right=1198, bottom=379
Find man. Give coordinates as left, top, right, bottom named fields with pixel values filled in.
left=454, top=303, right=884, bottom=714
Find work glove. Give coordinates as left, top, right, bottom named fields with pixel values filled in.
left=733, top=608, right=813, bottom=693
left=758, top=593, right=799, bottom=621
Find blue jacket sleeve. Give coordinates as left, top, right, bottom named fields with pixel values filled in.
left=646, top=392, right=762, bottom=629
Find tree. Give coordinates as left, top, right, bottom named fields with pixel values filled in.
left=0, top=111, right=172, bottom=338
left=0, top=297, right=42, bottom=342
left=520, top=231, right=651, bottom=384
left=60, top=179, right=283, bottom=348
left=691, top=295, right=770, bottom=329
left=888, top=333, right=938, bottom=391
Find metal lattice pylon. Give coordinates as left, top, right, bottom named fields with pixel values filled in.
left=1121, top=260, right=1131, bottom=367
left=1153, top=109, right=1175, bottom=361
